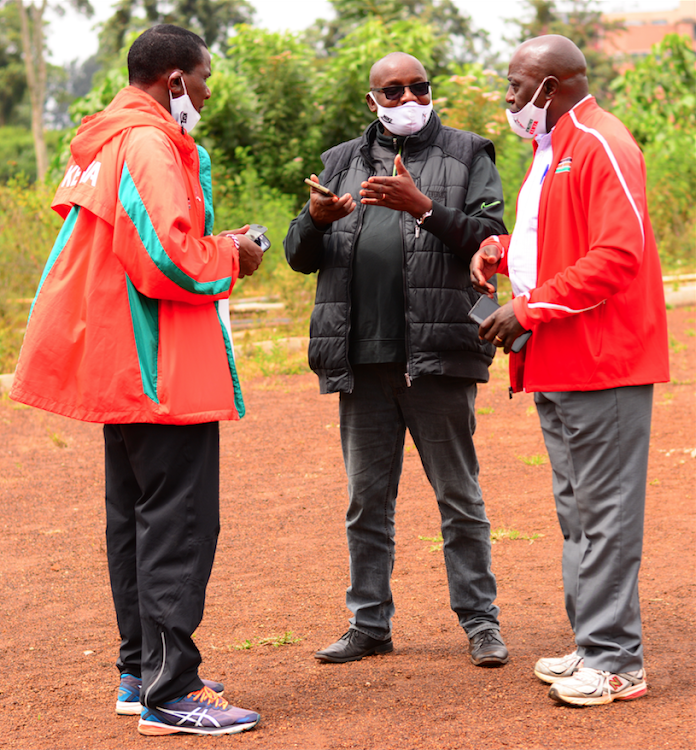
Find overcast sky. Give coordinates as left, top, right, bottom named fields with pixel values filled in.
left=46, top=0, right=676, bottom=66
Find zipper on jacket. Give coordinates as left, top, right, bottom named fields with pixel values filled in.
left=398, top=148, right=412, bottom=388
left=345, top=196, right=369, bottom=394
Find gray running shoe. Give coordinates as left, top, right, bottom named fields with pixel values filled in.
left=534, top=651, right=584, bottom=683
left=548, top=667, right=647, bottom=706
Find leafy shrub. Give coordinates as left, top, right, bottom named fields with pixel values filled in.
left=0, top=177, right=61, bottom=372
left=0, top=127, right=65, bottom=184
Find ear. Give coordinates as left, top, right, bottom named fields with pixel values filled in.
left=167, top=69, right=185, bottom=97
left=543, top=76, right=560, bottom=101
left=366, top=91, right=378, bottom=113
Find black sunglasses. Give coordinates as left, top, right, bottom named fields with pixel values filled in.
left=371, top=81, right=431, bottom=101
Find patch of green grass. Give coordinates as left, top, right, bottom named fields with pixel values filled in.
left=235, top=631, right=302, bottom=650
left=239, top=338, right=311, bottom=378
left=518, top=454, right=547, bottom=466
left=48, top=431, right=67, bottom=448
left=258, top=631, right=302, bottom=648
left=669, top=335, right=687, bottom=353
left=490, top=528, right=542, bottom=544
left=477, top=406, right=494, bottom=415
left=419, top=533, right=443, bottom=552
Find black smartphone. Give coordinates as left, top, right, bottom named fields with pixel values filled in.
left=247, top=224, right=271, bottom=253
left=468, top=295, right=531, bottom=353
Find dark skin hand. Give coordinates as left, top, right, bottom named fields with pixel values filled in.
left=469, top=242, right=525, bottom=352
left=479, top=301, right=526, bottom=354
left=308, top=173, right=356, bottom=226
left=219, top=225, right=264, bottom=278
left=359, top=154, right=432, bottom=217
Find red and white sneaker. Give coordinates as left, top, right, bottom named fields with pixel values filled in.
left=549, top=666, right=647, bottom=706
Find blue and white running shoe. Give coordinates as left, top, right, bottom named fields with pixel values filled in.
left=138, top=686, right=260, bottom=736
left=116, top=674, right=224, bottom=716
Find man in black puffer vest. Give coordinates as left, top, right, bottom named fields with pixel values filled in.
left=285, top=52, right=508, bottom=667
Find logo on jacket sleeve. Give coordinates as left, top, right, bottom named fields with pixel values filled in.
left=555, top=157, right=572, bottom=174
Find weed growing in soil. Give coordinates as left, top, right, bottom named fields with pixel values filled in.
left=234, top=631, right=302, bottom=650
left=518, top=454, right=547, bottom=465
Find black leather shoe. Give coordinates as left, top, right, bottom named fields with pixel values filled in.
left=314, top=630, right=393, bottom=663
left=469, top=629, right=509, bottom=667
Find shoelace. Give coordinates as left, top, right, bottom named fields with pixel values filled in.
left=476, top=630, right=502, bottom=645
left=187, top=685, right=229, bottom=709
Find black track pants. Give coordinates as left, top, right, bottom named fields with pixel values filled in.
left=104, top=421, right=220, bottom=706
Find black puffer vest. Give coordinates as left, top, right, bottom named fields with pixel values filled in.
left=286, top=114, right=502, bottom=394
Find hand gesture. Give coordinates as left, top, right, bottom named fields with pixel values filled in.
left=359, top=154, right=432, bottom=218
left=470, top=236, right=504, bottom=295
left=307, top=174, right=356, bottom=226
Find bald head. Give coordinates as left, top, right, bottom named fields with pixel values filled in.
left=513, top=35, right=587, bottom=84
left=507, top=35, right=590, bottom=130
left=369, top=52, right=427, bottom=89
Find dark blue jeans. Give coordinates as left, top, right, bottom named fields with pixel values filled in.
left=339, top=364, right=500, bottom=640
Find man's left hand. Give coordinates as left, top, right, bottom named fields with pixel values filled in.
left=360, top=154, right=432, bottom=218
left=478, top=301, right=526, bottom=354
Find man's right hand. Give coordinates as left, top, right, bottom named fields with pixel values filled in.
left=470, top=236, right=503, bottom=295
left=307, top=173, right=356, bottom=226
left=220, top=226, right=264, bottom=278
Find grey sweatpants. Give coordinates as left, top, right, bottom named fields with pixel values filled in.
left=535, top=385, right=654, bottom=674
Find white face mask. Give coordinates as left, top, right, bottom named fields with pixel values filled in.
left=506, top=77, right=551, bottom=139
left=169, top=78, right=201, bottom=133
left=368, top=93, right=433, bottom=137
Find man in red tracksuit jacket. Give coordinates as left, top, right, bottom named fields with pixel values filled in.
left=470, top=35, right=669, bottom=707
left=12, top=25, right=264, bottom=736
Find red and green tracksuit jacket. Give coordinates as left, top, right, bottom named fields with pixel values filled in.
left=11, top=86, right=244, bottom=424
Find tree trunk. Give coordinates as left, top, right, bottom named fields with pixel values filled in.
left=16, top=0, right=48, bottom=181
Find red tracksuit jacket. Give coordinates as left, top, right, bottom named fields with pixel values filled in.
left=494, top=97, right=669, bottom=393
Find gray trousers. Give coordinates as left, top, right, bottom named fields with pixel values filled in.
left=339, top=364, right=500, bottom=640
left=535, top=385, right=653, bottom=673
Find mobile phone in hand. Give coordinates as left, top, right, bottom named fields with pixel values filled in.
left=304, top=178, right=335, bottom=198
left=468, top=295, right=531, bottom=353
left=246, top=224, right=271, bottom=253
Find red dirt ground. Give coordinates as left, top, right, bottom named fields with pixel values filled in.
left=1, top=306, right=694, bottom=750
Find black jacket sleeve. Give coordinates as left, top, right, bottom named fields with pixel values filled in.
left=424, top=151, right=507, bottom=262
left=284, top=164, right=337, bottom=274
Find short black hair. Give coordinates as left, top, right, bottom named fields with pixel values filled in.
left=128, top=24, right=207, bottom=86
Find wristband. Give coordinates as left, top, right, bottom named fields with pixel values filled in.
left=416, top=209, right=433, bottom=226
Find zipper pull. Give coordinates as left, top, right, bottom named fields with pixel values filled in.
left=405, top=372, right=412, bottom=387
left=415, top=223, right=420, bottom=239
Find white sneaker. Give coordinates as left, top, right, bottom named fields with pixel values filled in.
left=548, top=666, right=647, bottom=706
left=534, top=651, right=584, bottom=684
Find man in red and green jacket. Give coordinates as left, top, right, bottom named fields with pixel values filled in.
left=471, top=35, right=669, bottom=707
left=11, top=25, right=263, bottom=736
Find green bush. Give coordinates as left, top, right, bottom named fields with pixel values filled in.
left=0, top=127, right=65, bottom=184
left=0, top=177, right=62, bottom=372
